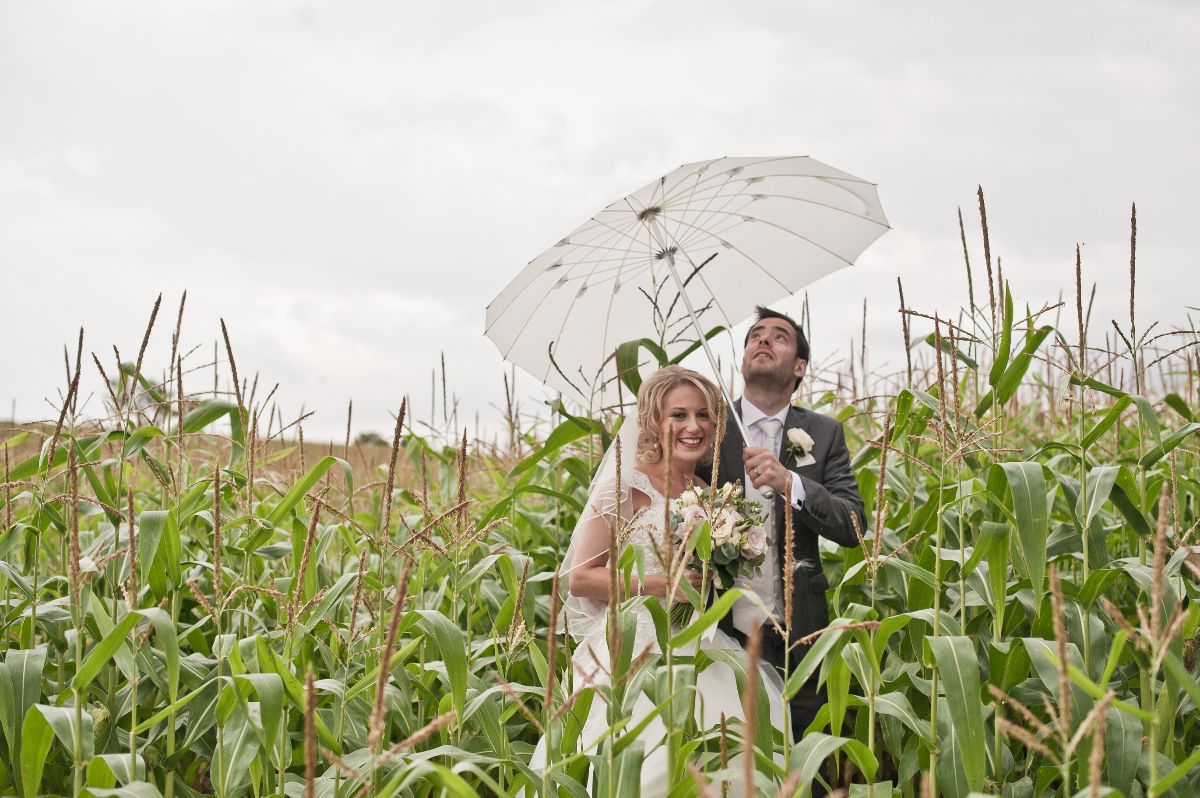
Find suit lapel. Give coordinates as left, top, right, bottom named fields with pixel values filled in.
left=774, top=410, right=790, bottom=461
left=721, top=400, right=745, bottom=483
left=772, top=405, right=807, bottom=561
left=784, top=405, right=810, bottom=469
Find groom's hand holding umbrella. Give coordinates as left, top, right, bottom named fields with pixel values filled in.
left=742, top=446, right=793, bottom=497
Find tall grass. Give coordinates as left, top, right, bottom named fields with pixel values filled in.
left=1, top=196, right=1199, bottom=798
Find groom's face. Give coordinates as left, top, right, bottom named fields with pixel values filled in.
left=742, top=318, right=807, bottom=386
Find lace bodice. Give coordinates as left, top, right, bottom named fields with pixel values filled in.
left=568, top=468, right=686, bottom=661
left=618, top=469, right=670, bottom=577
left=565, top=466, right=744, bottom=689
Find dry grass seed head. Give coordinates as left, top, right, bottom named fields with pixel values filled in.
left=212, top=467, right=223, bottom=609
left=187, top=579, right=218, bottom=625
left=126, top=488, right=138, bottom=607
left=1087, top=698, right=1109, bottom=797
left=784, top=476, right=795, bottom=624
left=544, top=570, right=561, bottom=710
left=48, top=328, right=84, bottom=469
left=1066, top=690, right=1114, bottom=759
left=287, top=498, right=324, bottom=626
left=1048, top=566, right=1072, bottom=739
left=219, top=318, right=244, bottom=412
left=686, top=764, right=719, bottom=798
left=494, top=673, right=543, bottom=734
left=296, top=586, right=331, bottom=618
left=347, top=550, right=371, bottom=644
left=977, top=186, right=995, bottom=333
left=379, top=400, right=407, bottom=542
left=130, top=293, right=163, bottom=418
left=996, top=717, right=1059, bottom=763
left=741, top=623, right=761, bottom=798
left=367, top=559, right=412, bottom=752
left=1151, top=487, right=1170, bottom=640
left=506, top=558, right=531, bottom=650
left=987, top=684, right=1055, bottom=740
left=547, top=680, right=597, bottom=726
left=304, top=669, right=317, bottom=798
left=798, top=620, right=882, bottom=647
left=457, top=427, right=468, bottom=537
left=380, top=710, right=457, bottom=762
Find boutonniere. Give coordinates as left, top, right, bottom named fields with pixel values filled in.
left=786, top=427, right=814, bottom=461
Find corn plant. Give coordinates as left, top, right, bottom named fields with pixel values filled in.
left=2, top=198, right=1199, bottom=798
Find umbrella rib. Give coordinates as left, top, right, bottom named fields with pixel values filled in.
left=663, top=220, right=790, bottom=295
left=558, top=216, right=645, bottom=256
left=679, top=188, right=890, bottom=229
left=683, top=272, right=739, bottom=361
left=670, top=245, right=739, bottom=335
left=485, top=218, right=642, bottom=338
left=654, top=159, right=728, bottom=213
left=663, top=166, right=879, bottom=203
left=590, top=210, right=655, bottom=252
left=658, top=158, right=886, bottom=227
left=538, top=218, right=650, bottom=388
left=658, top=156, right=724, bottom=200
left=552, top=237, right=647, bottom=255
left=673, top=183, right=754, bottom=252
left=538, top=211, right=646, bottom=340
left=486, top=156, right=889, bottom=405
left=541, top=217, right=650, bottom=287
left=668, top=184, right=754, bottom=252
left=668, top=166, right=744, bottom=251
left=658, top=155, right=795, bottom=203
left=555, top=252, right=653, bottom=271
left=597, top=224, right=647, bottom=384
left=670, top=207, right=873, bottom=270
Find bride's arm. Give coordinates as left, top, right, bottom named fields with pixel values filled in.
left=567, top=512, right=701, bottom=602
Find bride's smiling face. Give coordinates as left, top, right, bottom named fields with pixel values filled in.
left=657, top=384, right=715, bottom=467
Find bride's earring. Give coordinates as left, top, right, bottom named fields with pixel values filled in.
left=639, top=430, right=662, bottom=461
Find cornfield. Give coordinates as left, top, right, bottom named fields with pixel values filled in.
left=2, top=198, right=1199, bottom=798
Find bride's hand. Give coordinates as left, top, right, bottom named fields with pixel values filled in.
left=671, top=568, right=704, bottom=602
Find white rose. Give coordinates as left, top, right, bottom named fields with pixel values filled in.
left=741, top=525, right=768, bottom=558
left=679, top=487, right=702, bottom=507
left=788, top=427, right=814, bottom=455
left=719, top=482, right=737, bottom=501
left=711, top=510, right=737, bottom=546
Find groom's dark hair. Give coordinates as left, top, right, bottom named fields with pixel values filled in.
left=745, top=306, right=810, bottom=365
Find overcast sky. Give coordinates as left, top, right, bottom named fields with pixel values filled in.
left=3, top=1, right=1197, bottom=441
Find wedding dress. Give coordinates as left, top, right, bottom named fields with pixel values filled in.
left=527, top=417, right=787, bottom=797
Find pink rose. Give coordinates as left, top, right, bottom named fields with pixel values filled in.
left=677, top=505, right=707, bottom=541
left=741, top=524, right=767, bottom=558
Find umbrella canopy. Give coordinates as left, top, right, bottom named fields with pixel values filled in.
left=485, top=155, right=889, bottom=406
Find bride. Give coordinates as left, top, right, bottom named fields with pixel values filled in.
left=528, top=366, right=787, bottom=797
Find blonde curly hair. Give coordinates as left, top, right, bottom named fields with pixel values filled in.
left=634, top=366, right=722, bottom=464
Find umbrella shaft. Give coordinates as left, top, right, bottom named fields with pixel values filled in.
left=660, top=248, right=776, bottom=500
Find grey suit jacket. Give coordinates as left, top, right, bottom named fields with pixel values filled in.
left=713, top=400, right=867, bottom=654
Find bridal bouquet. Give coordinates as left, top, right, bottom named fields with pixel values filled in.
left=667, top=482, right=769, bottom=628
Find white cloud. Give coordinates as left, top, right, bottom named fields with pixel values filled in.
left=2, top=0, right=1197, bottom=439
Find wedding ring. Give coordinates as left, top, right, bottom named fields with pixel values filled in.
left=754, top=466, right=761, bottom=476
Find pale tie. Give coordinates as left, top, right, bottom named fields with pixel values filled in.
left=732, top=416, right=784, bottom=633
left=756, top=417, right=783, bottom=455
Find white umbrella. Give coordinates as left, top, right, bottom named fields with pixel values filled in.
left=485, top=155, right=889, bottom=452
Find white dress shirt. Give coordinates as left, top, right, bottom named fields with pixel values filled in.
left=731, top=399, right=807, bottom=633
left=739, top=399, right=807, bottom=509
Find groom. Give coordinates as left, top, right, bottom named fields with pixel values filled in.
left=714, top=306, right=867, bottom=741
